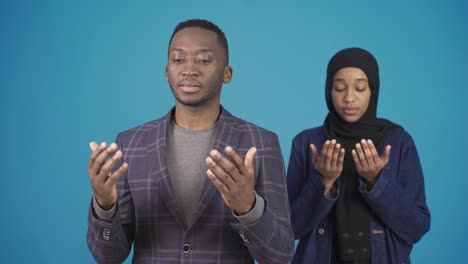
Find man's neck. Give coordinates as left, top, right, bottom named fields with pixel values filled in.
left=174, top=103, right=220, bottom=131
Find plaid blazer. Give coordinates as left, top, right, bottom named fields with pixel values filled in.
left=87, top=107, right=294, bottom=263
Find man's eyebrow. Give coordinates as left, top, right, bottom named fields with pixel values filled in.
left=169, top=48, right=213, bottom=53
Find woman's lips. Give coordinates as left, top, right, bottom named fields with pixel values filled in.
left=343, top=108, right=359, bottom=115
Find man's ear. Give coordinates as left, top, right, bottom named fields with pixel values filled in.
left=165, top=66, right=169, bottom=82
left=223, top=66, right=233, bottom=84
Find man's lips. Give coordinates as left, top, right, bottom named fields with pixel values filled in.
left=178, top=81, right=202, bottom=93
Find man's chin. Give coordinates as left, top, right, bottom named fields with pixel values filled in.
left=175, top=95, right=219, bottom=108
left=175, top=98, right=209, bottom=108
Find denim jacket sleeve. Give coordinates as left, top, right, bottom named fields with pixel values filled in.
left=287, top=131, right=339, bottom=240
left=359, top=129, right=431, bottom=245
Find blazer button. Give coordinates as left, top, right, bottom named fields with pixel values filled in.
left=318, top=228, right=325, bottom=235
left=103, top=228, right=111, bottom=241
left=239, top=231, right=250, bottom=244
left=182, top=244, right=191, bottom=253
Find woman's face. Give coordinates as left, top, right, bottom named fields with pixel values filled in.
left=331, top=67, right=371, bottom=123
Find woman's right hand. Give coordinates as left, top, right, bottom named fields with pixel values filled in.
left=310, top=139, right=345, bottom=196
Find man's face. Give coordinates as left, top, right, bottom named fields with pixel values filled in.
left=166, top=27, right=232, bottom=108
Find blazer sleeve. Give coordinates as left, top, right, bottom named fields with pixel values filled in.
left=359, top=131, right=431, bottom=245
left=287, top=133, right=338, bottom=240
left=87, top=133, right=136, bottom=263
left=230, top=133, right=295, bottom=264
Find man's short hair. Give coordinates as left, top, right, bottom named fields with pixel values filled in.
left=168, top=19, right=229, bottom=64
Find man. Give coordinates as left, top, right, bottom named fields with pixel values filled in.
left=86, top=19, right=294, bottom=263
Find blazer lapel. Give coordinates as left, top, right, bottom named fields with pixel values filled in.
left=147, top=108, right=185, bottom=228
left=188, top=107, right=241, bottom=228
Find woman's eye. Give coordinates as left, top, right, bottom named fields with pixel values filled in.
left=334, top=87, right=345, bottom=92
left=356, top=87, right=367, bottom=92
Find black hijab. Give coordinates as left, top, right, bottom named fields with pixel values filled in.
left=322, top=48, right=399, bottom=263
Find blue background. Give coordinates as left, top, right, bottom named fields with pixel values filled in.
left=1, top=0, right=466, bottom=263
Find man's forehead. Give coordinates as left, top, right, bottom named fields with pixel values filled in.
left=170, top=28, right=220, bottom=51
left=172, top=27, right=218, bottom=40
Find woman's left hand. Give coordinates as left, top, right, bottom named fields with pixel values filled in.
left=352, top=139, right=391, bottom=189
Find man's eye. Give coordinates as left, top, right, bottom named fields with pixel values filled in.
left=173, top=58, right=184, bottom=64
left=198, top=59, right=211, bottom=64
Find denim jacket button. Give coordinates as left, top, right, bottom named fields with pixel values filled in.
left=318, top=228, right=325, bottom=235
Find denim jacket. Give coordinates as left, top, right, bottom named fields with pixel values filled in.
left=287, top=127, right=430, bottom=264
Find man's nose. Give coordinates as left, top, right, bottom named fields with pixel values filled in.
left=182, top=60, right=199, bottom=77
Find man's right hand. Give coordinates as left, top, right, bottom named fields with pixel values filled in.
left=88, top=141, right=128, bottom=210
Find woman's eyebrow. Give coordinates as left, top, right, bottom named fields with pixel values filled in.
left=355, top=78, right=368, bottom=82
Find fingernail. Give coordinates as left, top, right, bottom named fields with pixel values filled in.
left=367, top=139, right=372, bottom=144
left=325, top=140, right=330, bottom=145
left=356, top=143, right=361, bottom=148
left=225, top=146, right=233, bottom=152
left=110, top=143, right=117, bottom=150
left=210, top=150, right=218, bottom=157
left=336, top=144, right=341, bottom=148
left=100, top=142, right=107, bottom=148
left=361, top=139, right=366, bottom=144
left=206, top=157, right=213, bottom=164
left=331, top=139, right=336, bottom=144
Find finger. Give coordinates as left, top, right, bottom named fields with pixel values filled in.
left=106, top=162, right=128, bottom=187
left=225, top=146, right=247, bottom=176
left=352, top=149, right=362, bottom=171
left=381, top=145, right=391, bottom=164
left=310, top=144, right=319, bottom=165
left=88, top=141, right=105, bottom=170
left=361, top=139, right=374, bottom=165
left=244, top=147, right=257, bottom=176
left=324, top=139, right=337, bottom=168
left=207, top=169, right=230, bottom=193
left=206, top=157, right=236, bottom=188
left=99, top=150, right=124, bottom=183
left=88, top=142, right=109, bottom=176
left=337, top=148, right=345, bottom=169
left=331, top=142, right=341, bottom=167
left=89, top=141, right=99, bottom=152
left=367, top=140, right=380, bottom=164
left=355, top=142, right=368, bottom=168
left=93, top=143, right=119, bottom=177
left=210, top=150, right=240, bottom=181
left=319, top=140, right=331, bottom=167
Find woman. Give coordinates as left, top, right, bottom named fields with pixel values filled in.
left=287, top=48, right=430, bottom=264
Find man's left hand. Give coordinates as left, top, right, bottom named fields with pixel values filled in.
left=206, top=146, right=257, bottom=215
